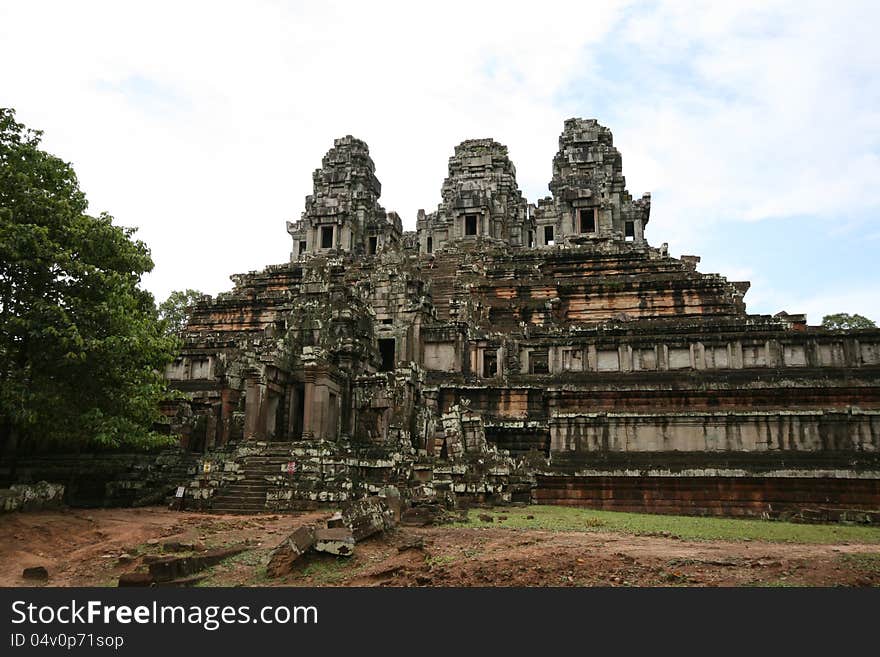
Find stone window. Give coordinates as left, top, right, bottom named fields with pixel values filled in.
left=426, top=236, right=433, bottom=253
left=597, top=349, right=620, bottom=371
left=625, top=221, right=635, bottom=240
left=320, top=226, right=333, bottom=249
left=465, top=214, right=478, bottom=236
left=483, top=350, right=498, bottom=378
left=668, top=347, right=691, bottom=369
left=529, top=350, right=549, bottom=374
left=378, top=338, right=395, bottom=372
left=544, top=225, right=554, bottom=245
left=562, top=348, right=583, bottom=371
left=580, top=208, right=595, bottom=233
left=368, top=235, right=377, bottom=255
left=743, top=345, right=767, bottom=368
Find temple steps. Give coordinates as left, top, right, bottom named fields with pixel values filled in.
left=208, top=453, right=294, bottom=514
left=426, top=252, right=465, bottom=320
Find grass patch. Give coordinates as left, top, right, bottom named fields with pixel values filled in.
left=425, top=554, right=458, bottom=569
left=744, top=579, right=804, bottom=588
left=840, top=552, right=880, bottom=574
left=460, top=505, right=880, bottom=544
left=195, top=549, right=268, bottom=586
left=299, top=556, right=352, bottom=584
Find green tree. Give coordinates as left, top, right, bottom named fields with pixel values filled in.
left=821, top=313, right=877, bottom=330
left=158, top=288, right=204, bottom=337
left=0, top=108, right=178, bottom=452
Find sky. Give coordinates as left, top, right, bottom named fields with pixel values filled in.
left=1, top=0, right=878, bottom=324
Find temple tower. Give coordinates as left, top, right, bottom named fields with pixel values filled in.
left=287, top=136, right=401, bottom=259
left=417, top=138, right=531, bottom=253
left=533, top=118, right=651, bottom=247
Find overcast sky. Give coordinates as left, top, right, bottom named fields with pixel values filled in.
left=2, top=1, right=878, bottom=324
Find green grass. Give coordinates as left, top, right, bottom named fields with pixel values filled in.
left=744, top=579, right=804, bottom=587
left=458, top=505, right=880, bottom=544
left=840, top=552, right=880, bottom=573
left=299, top=556, right=352, bottom=584
left=194, top=549, right=268, bottom=586
left=425, top=554, right=458, bottom=569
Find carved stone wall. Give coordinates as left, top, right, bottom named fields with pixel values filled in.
left=150, top=119, right=880, bottom=517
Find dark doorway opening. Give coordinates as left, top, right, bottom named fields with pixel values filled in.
left=378, top=338, right=395, bottom=372
left=483, top=350, right=498, bottom=378
left=368, top=235, right=378, bottom=254
left=530, top=350, right=549, bottom=374
left=426, top=236, right=433, bottom=253
left=580, top=208, right=596, bottom=233
left=321, top=226, right=333, bottom=249
left=625, top=221, right=635, bottom=240
left=298, top=240, right=306, bottom=255
left=544, top=225, right=554, bottom=245
left=291, top=383, right=305, bottom=439
left=465, top=214, right=478, bottom=236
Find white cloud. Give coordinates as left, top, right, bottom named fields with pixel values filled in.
left=775, top=286, right=880, bottom=326
left=603, top=1, right=880, bottom=253
left=0, top=0, right=630, bottom=299
left=1, top=0, right=878, bottom=313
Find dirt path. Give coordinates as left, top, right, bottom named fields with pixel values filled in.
left=2, top=508, right=878, bottom=587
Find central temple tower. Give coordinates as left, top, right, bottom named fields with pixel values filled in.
left=287, top=136, right=401, bottom=259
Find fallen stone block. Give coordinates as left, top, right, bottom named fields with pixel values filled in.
left=341, top=496, right=395, bottom=541
left=266, top=525, right=317, bottom=578
left=148, top=545, right=247, bottom=582
left=22, top=566, right=48, bottom=582
left=162, top=541, right=197, bottom=553
left=397, top=535, right=425, bottom=552
left=400, top=506, right=434, bottom=527
left=314, top=528, right=355, bottom=556
left=478, top=513, right=494, bottom=523
left=118, top=572, right=155, bottom=587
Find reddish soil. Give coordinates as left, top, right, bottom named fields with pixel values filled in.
left=2, top=507, right=879, bottom=587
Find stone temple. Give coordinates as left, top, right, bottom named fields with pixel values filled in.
left=161, top=118, right=880, bottom=518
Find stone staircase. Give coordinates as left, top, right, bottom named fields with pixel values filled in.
left=426, top=251, right=464, bottom=320
left=210, top=449, right=293, bottom=514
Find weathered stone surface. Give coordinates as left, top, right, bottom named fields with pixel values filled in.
left=417, top=138, right=531, bottom=254
left=141, top=118, right=880, bottom=518
left=1, top=482, right=65, bottom=512
left=162, top=541, right=199, bottom=553
left=340, top=496, right=395, bottom=541
left=118, top=572, right=155, bottom=587
left=266, top=525, right=317, bottom=578
left=148, top=546, right=247, bottom=582
left=22, top=566, right=49, bottom=581
left=314, top=528, right=355, bottom=556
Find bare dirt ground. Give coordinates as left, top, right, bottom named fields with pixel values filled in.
left=2, top=507, right=880, bottom=587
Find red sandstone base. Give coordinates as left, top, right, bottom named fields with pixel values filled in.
left=534, top=475, right=880, bottom=519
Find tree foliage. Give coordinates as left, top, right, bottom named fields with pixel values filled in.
left=158, top=289, right=204, bottom=337
left=821, top=313, right=877, bottom=330
left=0, top=108, right=178, bottom=450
